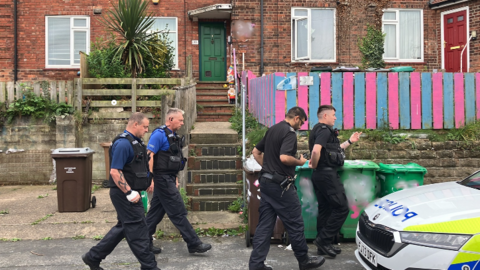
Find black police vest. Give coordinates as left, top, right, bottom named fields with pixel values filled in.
left=153, top=126, right=186, bottom=175
left=317, top=124, right=345, bottom=167
left=108, top=133, right=150, bottom=191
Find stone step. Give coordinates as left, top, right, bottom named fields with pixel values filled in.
left=196, top=115, right=233, bottom=122
left=197, top=102, right=235, bottom=107
left=197, top=97, right=230, bottom=103
left=198, top=106, right=234, bottom=114
left=188, top=169, right=242, bottom=184
left=187, top=156, right=242, bottom=170
left=196, top=91, right=228, bottom=96
left=196, top=86, right=229, bottom=90
left=186, top=183, right=243, bottom=197
left=190, top=195, right=239, bottom=211
left=190, top=122, right=238, bottom=144
left=190, top=143, right=240, bottom=157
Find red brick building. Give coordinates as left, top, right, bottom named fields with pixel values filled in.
left=1, top=0, right=479, bottom=82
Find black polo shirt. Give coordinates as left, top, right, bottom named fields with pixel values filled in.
left=308, top=122, right=336, bottom=167
left=255, top=121, right=297, bottom=177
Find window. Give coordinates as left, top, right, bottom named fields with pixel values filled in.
left=45, top=16, right=90, bottom=68
left=383, top=9, right=423, bottom=62
left=150, top=17, right=178, bottom=69
left=291, top=8, right=335, bottom=62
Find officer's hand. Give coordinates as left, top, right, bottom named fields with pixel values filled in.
left=299, top=155, right=307, bottom=165
left=147, top=181, right=154, bottom=194
left=176, top=177, right=179, bottom=188
left=131, top=194, right=141, bottom=203
left=308, top=159, right=314, bottom=169
left=350, top=132, right=362, bottom=143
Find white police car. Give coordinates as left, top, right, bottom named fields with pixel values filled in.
left=355, top=171, right=480, bottom=270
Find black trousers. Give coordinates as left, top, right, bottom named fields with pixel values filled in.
left=145, top=174, right=201, bottom=249
left=87, top=187, right=157, bottom=270
left=311, top=169, right=350, bottom=244
left=249, top=177, right=309, bottom=270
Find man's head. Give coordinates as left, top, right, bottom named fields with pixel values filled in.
left=285, top=106, right=307, bottom=130
left=166, top=108, right=185, bottom=132
left=317, top=105, right=336, bottom=126
left=127, top=112, right=149, bottom=138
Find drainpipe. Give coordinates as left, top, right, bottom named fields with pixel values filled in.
left=14, top=0, right=18, bottom=83
left=259, top=0, right=264, bottom=76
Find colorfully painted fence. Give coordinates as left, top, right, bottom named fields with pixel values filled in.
left=243, top=71, right=480, bottom=130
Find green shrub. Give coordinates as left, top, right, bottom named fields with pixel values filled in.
left=358, top=25, right=386, bottom=69
left=229, top=108, right=260, bottom=134
left=5, top=90, right=74, bottom=124
left=87, top=34, right=131, bottom=79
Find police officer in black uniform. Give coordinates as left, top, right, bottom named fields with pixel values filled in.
left=82, top=112, right=160, bottom=270
left=249, top=107, right=325, bottom=270
left=308, top=105, right=361, bottom=258
left=146, top=108, right=211, bottom=254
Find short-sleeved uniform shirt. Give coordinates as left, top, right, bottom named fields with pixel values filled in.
left=256, top=121, right=297, bottom=177
left=308, top=123, right=334, bottom=167
left=110, top=130, right=142, bottom=170
left=147, top=127, right=175, bottom=154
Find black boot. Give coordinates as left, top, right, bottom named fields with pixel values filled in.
left=82, top=253, right=103, bottom=270
left=188, top=243, right=212, bottom=253
left=317, top=244, right=341, bottom=255
left=313, top=238, right=337, bottom=258
left=150, top=244, right=162, bottom=254
left=298, top=255, right=325, bottom=270
left=254, top=264, right=273, bottom=270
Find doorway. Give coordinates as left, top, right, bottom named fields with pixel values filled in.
left=443, top=8, right=468, bottom=72
left=199, top=22, right=226, bottom=81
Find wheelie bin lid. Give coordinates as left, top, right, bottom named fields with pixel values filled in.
left=378, top=163, right=427, bottom=174
left=295, top=161, right=311, bottom=172
left=51, top=148, right=95, bottom=158
left=339, top=160, right=379, bottom=170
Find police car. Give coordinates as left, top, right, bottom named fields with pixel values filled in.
left=355, top=171, right=480, bottom=270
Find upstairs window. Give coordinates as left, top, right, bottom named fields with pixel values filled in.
left=383, top=9, right=423, bottom=62
left=151, top=17, right=178, bottom=69
left=46, top=16, right=90, bottom=68
left=291, top=8, right=336, bottom=62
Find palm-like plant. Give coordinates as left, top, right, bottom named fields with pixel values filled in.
left=100, top=0, right=164, bottom=78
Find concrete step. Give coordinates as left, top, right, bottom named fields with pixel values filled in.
left=190, top=143, right=240, bottom=157
left=196, top=86, right=229, bottom=90
left=197, top=97, right=230, bottom=102
left=186, top=183, right=243, bottom=197
left=190, top=195, right=239, bottom=211
left=197, top=103, right=235, bottom=107
left=190, top=122, right=238, bottom=144
left=188, top=169, right=242, bottom=184
left=196, top=115, right=233, bottom=122
left=196, top=91, right=228, bottom=96
left=187, top=156, right=242, bottom=170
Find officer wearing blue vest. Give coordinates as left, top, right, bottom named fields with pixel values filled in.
left=146, top=108, right=211, bottom=254
left=82, top=112, right=160, bottom=270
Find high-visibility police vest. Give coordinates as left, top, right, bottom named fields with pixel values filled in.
left=152, top=125, right=186, bottom=175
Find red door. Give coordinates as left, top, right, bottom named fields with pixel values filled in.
left=444, top=10, right=467, bottom=72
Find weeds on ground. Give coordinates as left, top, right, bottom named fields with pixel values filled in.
left=93, top=235, right=104, bottom=241
left=42, top=237, right=52, bottom=240
left=37, top=194, right=49, bottom=199
left=32, top=214, right=53, bottom=225
left=1, top=238, right=21, bottom=242
left=72, top=235, right=86, bottom=240
left=0, top=210, right=9, bottom=215
left=91, top=185, right=101, bottom=193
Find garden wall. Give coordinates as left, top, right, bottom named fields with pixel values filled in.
left=297, top=139, right=480, bottom=185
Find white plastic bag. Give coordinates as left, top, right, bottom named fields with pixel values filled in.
left=244, top=154, right=262, bottom=173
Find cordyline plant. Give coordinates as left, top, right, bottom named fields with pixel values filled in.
left=100, top=0, right=165, bottom=78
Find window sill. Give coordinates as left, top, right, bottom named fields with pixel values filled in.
left=384, top=61, right=425, bottom=64
left=43, top=68, right=80, bottom=71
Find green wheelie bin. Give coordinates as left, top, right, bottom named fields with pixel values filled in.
left=338, top=160, right=380, bottom=239
left=376, top=163, right=427, bottom=197
left=295, top=162, right=318, bottom=239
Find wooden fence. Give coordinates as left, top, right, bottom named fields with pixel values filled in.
left=76, top=77, right=181, bottom=119
left=0, top=81, right=75, bottom=106
left=243, top=71, right=480, bottom=130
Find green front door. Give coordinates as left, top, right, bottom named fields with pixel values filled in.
left=200, top=23, right=226, bottom=81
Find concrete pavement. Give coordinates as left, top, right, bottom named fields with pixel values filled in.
left=0, top=185, right=364, bottom=270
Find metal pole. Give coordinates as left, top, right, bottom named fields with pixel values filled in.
left=233, top=48, right=239, bottom=108
left=242, top=73, right=247, bottom=212
left=460, top=35, right=473, bottom=73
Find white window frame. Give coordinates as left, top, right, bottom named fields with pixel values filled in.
left=45, top=16, right=90, bottom=68
left=151, top=17, right=179, bottom=70
left=440, top=6, right=469, bottom=71
left=382, top=9, right=424, bottom=62
left=291, top=7, right=336, bottom=63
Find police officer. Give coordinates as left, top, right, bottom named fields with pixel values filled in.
left=82, top=112, right=160, bottom=270
left=308, top=105, right=361, bottom=258
left=249, top=107, right=325, bottom=270
left=146, top=108, right=211, bottom=254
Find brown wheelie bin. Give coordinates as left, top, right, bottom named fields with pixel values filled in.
left=51, top=148, right=95, bottom=212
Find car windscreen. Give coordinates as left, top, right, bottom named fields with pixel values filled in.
left=459, top=171, right=480, bottom=190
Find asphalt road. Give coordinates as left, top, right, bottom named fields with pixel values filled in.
left=0, top=237, right=365, bottom=270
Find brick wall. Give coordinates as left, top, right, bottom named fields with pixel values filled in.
left=232, top=0, right=480, bottom=76
left=0, top=0, right=231, bottom=82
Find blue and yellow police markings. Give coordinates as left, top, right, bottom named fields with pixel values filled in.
left=448, top=252, right=480, bottom=270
